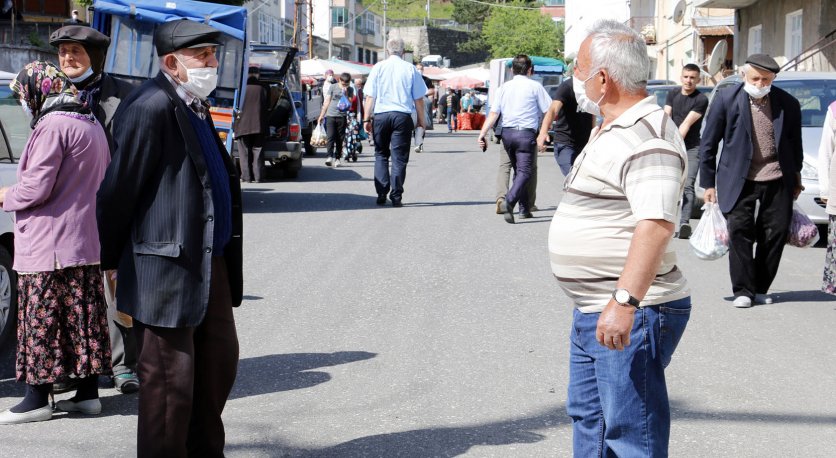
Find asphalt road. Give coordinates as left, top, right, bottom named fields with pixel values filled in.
left=1, top=128, right=835, bottom=457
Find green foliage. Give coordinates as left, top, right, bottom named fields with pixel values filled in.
left=78, top=0, right=94, bottom=7
left=451, top=0, right=488, bottom=25
left=481, top=2, right=563, bottom=58
left=28, top=31, right=45, bottom=48
left=361, top=0, right=454, bottom=20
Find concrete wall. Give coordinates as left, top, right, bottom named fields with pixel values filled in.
left=737, top=0, right=835, bottom=71
left=0, top=45, right=55, bottom=73
left=391, top=26, right=489, bottom=67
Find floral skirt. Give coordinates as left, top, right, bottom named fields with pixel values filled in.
left=16, top=265, right=112, bottom=384
left=824, top=215, right=836, bottom=295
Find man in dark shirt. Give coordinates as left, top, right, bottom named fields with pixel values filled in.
left=537, top=77, right=595, bottom=175
left=664, top=63, right=708, bottom=239
left=446, top=87, right=459, bottom=132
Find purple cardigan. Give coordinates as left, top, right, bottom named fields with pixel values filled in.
left=3, top=112, right=110, bottom=272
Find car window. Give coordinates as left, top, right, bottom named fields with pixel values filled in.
left=0, top=83, right=26, bottom=161
left=773, top=79, right=836, bottom=128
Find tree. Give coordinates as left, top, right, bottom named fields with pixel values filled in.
left=481, top=3, right=563, bottom=58
left=451, top=0, right=489, bottom=25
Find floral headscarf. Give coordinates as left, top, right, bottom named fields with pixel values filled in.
left=9, top=61, right=88, bottom=128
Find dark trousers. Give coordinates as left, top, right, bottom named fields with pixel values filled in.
left=724, top=179, right=793, bottom=299
left=553, top=143, right=578, bottom=176
left=501, top=129, right=537, bottom=213
left=134, top=257, right=239, bottom=458
left=373, top=112, right=414, bottom=201
left=236, top=134, right=264, bottom=182
left=326, top=116, right=347, bottom=159
left=679, top=146, right=700, bottom=226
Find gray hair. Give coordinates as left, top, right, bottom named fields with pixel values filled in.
left=586, top=19, right=649, bottom=93
left=386, top=38, right=404, bottom=56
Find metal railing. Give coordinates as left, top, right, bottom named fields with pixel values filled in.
left=781, top=27, right=836, bottom=72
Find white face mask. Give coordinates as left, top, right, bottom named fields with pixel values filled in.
left=572, top=73, right=604, bottom=116
left=69, top=67, right=94, bottom=84
left=743, top=82, right=771, bottom=99
left=175, top=55, right=218, bottom=100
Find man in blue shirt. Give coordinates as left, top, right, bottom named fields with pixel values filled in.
left=478, top=55, right=552, bottom=223
left=363, top=37, right=428, bottom=207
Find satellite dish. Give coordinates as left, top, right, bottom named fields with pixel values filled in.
left=707, top=40, right=728, bottom=75
left=672, top=0, right=686, bottom=24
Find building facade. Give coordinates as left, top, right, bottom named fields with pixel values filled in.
left=311, top=0, right=383, bottom=63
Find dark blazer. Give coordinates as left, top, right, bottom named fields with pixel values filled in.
left=97, top=72, right=243, bottom=328
left=93, top=73, right=135, bottom=152
left=233, top=77, right=268, bottom=137
left=699, top=82, right=803, bottom=213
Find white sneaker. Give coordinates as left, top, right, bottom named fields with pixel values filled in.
left=733, top=296, right=753, bottom=308
left=335, top=159, right=342, bottom=168
left=754, top=294, right=774, bottom=304
left=325, top=157, right=333, bottom=167
left=0, top=405, right=52, bottom=425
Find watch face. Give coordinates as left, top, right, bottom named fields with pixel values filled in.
left=615, top=289, right=630, bottom=303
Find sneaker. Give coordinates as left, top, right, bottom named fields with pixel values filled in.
left=678, top=224, right=692, bottom=239
left=325, top=157, right=333, bottom=167
left=733, top=296, right=753, bottom=308
left=56, top=398, right=102, bottom=415
left=754, top=294, right=774, bottom=305
left=334, top=159, right=342, bottom=168
left=114, top=373, right=140, bottom=394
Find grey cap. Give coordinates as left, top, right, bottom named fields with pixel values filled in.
left=154, top=19, right=222, bottom=56
left=49, top=25, right=111, bottom=49
left=745, top=53, right=780, bottom=74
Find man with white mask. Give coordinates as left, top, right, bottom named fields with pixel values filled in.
left=699, top=54, right=803, bottom=308
left=97, top=19, right=243, bottom=456
left=550, top=20, right=690, bottom=456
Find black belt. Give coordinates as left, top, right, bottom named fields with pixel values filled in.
left=505, top=126, right=537, bottom=133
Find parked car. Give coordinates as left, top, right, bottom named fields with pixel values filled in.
left=698, top=72, right=836, bottom=226
left=647, top=84, right=711, bottom=108
left=0, top=82, right=22, bottom=367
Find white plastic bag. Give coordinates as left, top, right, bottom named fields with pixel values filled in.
left=786, top=203, right=819, bottom=247
left=311, top=124, right=327, bottom=147
left=689, top=202, right=730, bottom=260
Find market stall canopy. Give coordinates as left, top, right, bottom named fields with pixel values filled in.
left=301, top=58, right=369, bottom=78
left=329, top=58, right=372, bottom=75
left=421, top=66, right=453, bottom=81
left=439, top=75, right=485, bottom=90
left=504, top=56, right=565, bottom=74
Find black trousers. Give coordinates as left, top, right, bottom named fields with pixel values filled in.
left=724, top=179, right=793, bottom=298
left=326, top=116, right=347, bottom=159
left=134, top=257, right=239, bottom=458
left=236, top=134, right=264, bottom=182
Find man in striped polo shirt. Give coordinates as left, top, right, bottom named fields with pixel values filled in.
left=550, top=20, right=691, bottom=457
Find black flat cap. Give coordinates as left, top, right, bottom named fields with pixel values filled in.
left=154, top=19, right=222, bottom=56
left=49, top=25, right=111, bottom=49
left=745, top=54, right=780, bottom=74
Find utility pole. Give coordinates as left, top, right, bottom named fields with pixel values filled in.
left=308, top=0, right=314, bottom=57
left=328, top=0, right=333, bottom=59
left=426, top=0, right=430, bottom=26
left=382, top=0, right=387, bottom=48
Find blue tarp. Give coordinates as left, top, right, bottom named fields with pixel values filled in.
left=93, top=0, right=247, bottom=40
left=505, top=56, right=565, bottom=73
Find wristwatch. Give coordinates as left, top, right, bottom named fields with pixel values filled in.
left=612, top=288, right=640, bottom=308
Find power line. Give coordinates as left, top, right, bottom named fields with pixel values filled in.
left=456, top=0, right=543, bottom=10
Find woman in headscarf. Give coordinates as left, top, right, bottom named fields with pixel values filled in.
left=0, top=61, right=111, bottom=424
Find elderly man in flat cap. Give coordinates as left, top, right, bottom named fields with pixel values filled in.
left=96, top=19, right=242, bottom=456
left=700, top=54, right=803, bottom=308
left=49, top=24, right=139, bottom=395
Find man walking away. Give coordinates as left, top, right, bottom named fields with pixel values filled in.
left=700, top=54, right=803, bottom=308
left=478, top=55, right=551, bottom=223
left=550, top=20, right=690, bottom=457
left=664, top=63, right=708, bottom=239
left=97, top=19, right=243, bottom=456
left=235, top=66, right=269, bottom=182
left=536, top=76, right=595, bottom=175
left=446, top=87, right=459, bottom=132
left=363, top=37, right=427, bottom=207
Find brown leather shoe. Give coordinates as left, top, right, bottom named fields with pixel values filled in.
left=496, top=198, right=506, bottom=214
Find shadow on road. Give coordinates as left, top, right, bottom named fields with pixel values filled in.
left=722, top=289, right=835, bottom=304
left=225, top=406, right=565, bottom=457
left=671, top=399, right=836, bottom=425
left=229, top=351, right=377, bottom=400
left=243, top=192, right=381, bottom=213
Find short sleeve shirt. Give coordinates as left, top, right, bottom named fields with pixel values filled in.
left=490, top=75, right=552, bottom=129
left=552, top=77, right=594, bottom=149
left=549, top=96, right=689, bottom=312
left=665, top=88, right=709, bottom=149
left=325, top=84, right=353, bottom=118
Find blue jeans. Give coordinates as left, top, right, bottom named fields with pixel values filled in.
left=680, top=146, right=699, bottom=226
left=553, top=143, right=578, bottom=176
left=446, top=108, right=457, bottom=131
left=567, top=297, right=691, bottom=458
left=373, top=112, right=413, bottom=201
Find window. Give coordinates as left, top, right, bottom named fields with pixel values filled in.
left=358, top=47, right=364, bottom=62
left=748, top=25, right=762, bottom=55
left=332, top=7, right=348, bottom=26
left=257, top=13, right=283, bottom=44
left=785, top=10, right=803, bottom=60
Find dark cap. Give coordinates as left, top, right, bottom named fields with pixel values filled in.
left=49, top=25, right=111, bottom=49
left=154, top=19, right=222, bottom=56
left=745, top=54, right=780, bottom=74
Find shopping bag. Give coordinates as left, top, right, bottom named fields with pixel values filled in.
left=689, top=202, right=729, bottom=260
left=311, top=124, right=327, bottom=147
left=786, top=203, right=819, bottom=247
